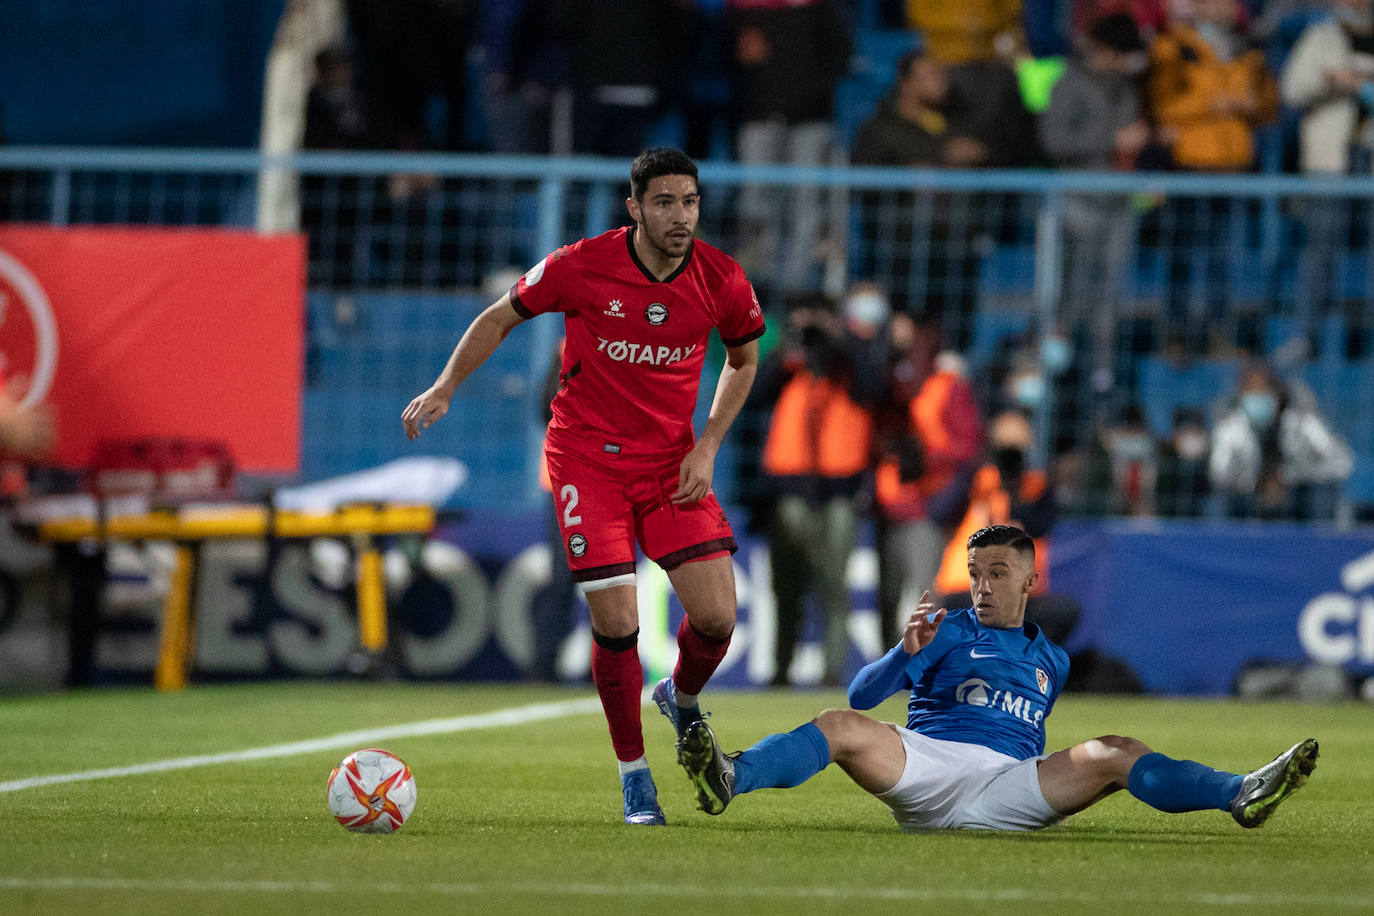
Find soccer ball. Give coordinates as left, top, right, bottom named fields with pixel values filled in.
left=326, top=748, right=417, bottom=834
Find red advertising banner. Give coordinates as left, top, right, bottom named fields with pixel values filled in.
left=0, top=226, right=304, bottom=472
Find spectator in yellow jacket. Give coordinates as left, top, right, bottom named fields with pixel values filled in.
left=1147, top=0, right=1277, bottom=172
left=905, top=0, right=1024, bottom=65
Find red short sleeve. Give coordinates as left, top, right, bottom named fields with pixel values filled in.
left=716, top=266, right=765, bottom=348
left=510, top=243, right=577, bottom=318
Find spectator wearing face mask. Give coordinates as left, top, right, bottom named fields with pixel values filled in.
left=1080, top=402, right=1159, bottom=517
left=984, top=330, right=1076, bottom=457
left=1209, top=363, right=1353, bottom=520
left=929, top=410, right=1079, bottom=645
left=1156, top=406, right=1211, bottom=517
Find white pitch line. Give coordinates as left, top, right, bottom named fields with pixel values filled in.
left=0, top=877, right=1369, bottom=909
left=0, top=695, right=604, bottom=794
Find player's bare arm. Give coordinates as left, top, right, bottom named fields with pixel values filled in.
left=902, top=589, right=947, bottom=655
left=672, top=337, right=760, bottom=504
left=402, top=295, right=526, bottom=440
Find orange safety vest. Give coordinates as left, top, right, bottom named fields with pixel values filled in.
left=762, top=371, right=872, bottom=478
left=934, top=463, right=1051, bottom=596
left=875, top=370, right=981, bottom=518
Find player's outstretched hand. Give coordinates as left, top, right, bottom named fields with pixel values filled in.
left=902, top=590, right=946, bottom=655
left=401, top=387, right=452, bottom=441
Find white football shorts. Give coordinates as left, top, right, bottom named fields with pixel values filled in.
left=874, top=725, right=1065, bottom=831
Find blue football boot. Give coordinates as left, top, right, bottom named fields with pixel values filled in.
left=621, top=768, right=667, bottom=826
left=652, top=676, right=703, bottom=744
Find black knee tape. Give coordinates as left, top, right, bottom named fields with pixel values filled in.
left=592, top=628, right=639, bottom=653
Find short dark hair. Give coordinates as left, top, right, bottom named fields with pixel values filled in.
left=967, top=524, right=1035, bottom=562
left=630, top=148, right=698, bottom=200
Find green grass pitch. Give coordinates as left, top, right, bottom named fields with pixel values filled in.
left=2, top=683, right=1371, bottom=915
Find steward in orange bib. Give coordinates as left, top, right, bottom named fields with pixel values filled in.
left=873, top=351, right=983, bottom=645
left=757, top=296, right=882, bottom=686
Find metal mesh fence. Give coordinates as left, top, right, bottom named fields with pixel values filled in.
left=2, top=150, right=1371, bottom=518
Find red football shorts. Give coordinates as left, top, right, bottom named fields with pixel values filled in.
left=544, top=446, right=737, bottom=586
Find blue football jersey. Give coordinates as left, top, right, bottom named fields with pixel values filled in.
left=902, top=608, right=1070, bottom=760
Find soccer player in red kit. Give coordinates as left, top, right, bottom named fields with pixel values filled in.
left=402, top=148, right=765, bottom=825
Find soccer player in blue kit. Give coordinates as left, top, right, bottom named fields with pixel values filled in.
left=678, top=525, right=1318, bottom=831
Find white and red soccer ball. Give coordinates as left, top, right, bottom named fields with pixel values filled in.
left=326, top=748, right=417, bottom=834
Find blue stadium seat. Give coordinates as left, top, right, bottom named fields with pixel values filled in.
left=1262, top=315, right=1303, bottom=355
left=1136, top=356, right=1241, bottom=437
left=1261, top=314, right=1353, bottom=363
left=834, top=77, right=888, bottom=150
left=979, top=245, right=1036, bottom=298
left=835, top=29, right=921, bottom=149
left=966, top=309, right=1031, bottom=371
left=850, top=27, right=921, bottom=83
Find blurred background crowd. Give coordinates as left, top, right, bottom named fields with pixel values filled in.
left=291, top=0, right=1368, bottom=682
left=1, top=0, right=1369, bottom=529
left=2, top=0, right=1373, bottom=691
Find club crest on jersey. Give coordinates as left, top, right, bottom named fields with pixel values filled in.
left=1036, top=668, right=1049, bottom=695
left=644, top=302, right=668, bottom=326
left=603, top=299, right=626, bottom=318
left=567, top=534, right=588, bottom=557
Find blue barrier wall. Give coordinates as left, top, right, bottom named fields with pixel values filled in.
left=82, top=515, right=1374, bottom=695
left=1053, top=519, right=1374, bottom=693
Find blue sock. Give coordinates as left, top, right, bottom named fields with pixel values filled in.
left=1127, top=753, right=1245, bottom=813
left=732, top=722, right=831, bottom=796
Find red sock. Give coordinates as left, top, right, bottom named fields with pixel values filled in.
left=591, top=634, right=644, bottom=762
left=672, top=617, right=732, bottom=697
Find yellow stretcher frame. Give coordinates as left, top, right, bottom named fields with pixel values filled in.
left=38, top=503, right=436, bottom=691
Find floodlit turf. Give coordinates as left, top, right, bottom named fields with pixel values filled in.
left=1, top=683, right=1371, bottom=915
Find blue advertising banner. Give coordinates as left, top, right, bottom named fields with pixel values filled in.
left=1051, top=520, right=1374, bottom=694
left=59, top=510, right=1374, bottom=696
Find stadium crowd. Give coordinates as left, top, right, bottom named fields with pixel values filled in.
left=6, top=0, right=1366, bottom=531
left=297, top=0, right=1366, bottom=522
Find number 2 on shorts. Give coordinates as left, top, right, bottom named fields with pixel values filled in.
left=560, top=484, right=582, bottom=526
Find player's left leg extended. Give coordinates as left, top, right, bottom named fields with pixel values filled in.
left=1037, top=735, right=1318, bottom=828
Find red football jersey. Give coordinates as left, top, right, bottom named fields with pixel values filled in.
left=512, top=227, right=764, bottom=465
